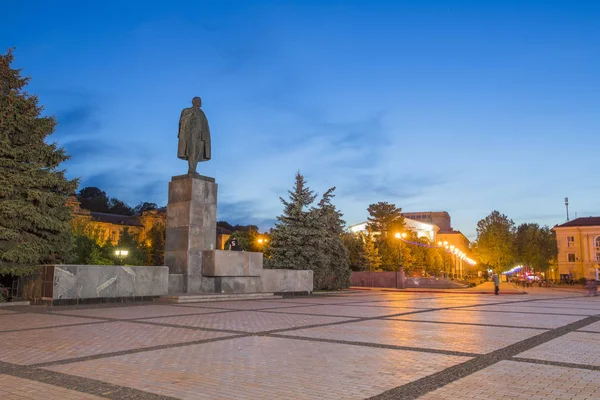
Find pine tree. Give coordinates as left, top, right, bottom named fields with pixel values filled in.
left=267, top=174, right=351, bottom=290
left=0, top=50, right=78, bottom=275
left=312, top=187, right=351, bottom=289
left=267, top=172, right=320, bottom=271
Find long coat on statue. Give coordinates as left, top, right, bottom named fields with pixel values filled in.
left=177, top=106, right=211, bottom=162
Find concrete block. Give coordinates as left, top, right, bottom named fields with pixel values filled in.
left=53, top=265, right=78, bottom=299
left=260, top=269, right=313, bottom=293
left=201, top=250, right=263, bottom=277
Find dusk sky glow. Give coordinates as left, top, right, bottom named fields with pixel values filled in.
left=3, top=1, right=599, bottom=239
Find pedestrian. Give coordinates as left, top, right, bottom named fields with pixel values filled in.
left=493, top=273, right=500, bottom=295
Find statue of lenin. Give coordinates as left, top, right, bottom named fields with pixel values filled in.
left=178, top=96, right=211, bottom=174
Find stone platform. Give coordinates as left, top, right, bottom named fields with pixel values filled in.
left=169, top=250, right=313, bottom=295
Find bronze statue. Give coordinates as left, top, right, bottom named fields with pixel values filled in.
left=178, top=97, right=211, bottom=174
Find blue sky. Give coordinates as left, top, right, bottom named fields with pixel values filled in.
left=3, top=1, right=599, bottom=238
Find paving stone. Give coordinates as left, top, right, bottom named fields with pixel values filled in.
left=286, top=319, right=543, bottom=354
left=517, top=332, right=600, bottom=366
left=418, top=361, right=600, bottom=400
left=262, top=304, right=418, bottom=318
left=579, top=320, right=600, bottom=333
left=0, top=313, right=99, bottom=332
left=391, top=309, right=585, bottom=329
left=466, top=305, right=600, bottom=316
left=142, top=311, right=355, bottom=333
left=47, top=336, right=471, bottom=400
left=0, top=374, right=104, bottom=400
left=0, top=309, right=16, bottom=315
left=54, top=304, right=222, bottom=319
left=178, top=300, right=308, bottom=310
left=0, top=321, right=231, bottom=365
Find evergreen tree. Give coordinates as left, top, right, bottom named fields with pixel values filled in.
left=267, top=172, right=319, bottom=271
left=312, top=187, right=351, bottom=289
left=340, top=232, right=363, bottom=271
left=366, top=202, right=404, bottom=238
left=0, top=50, right=78, bottom=275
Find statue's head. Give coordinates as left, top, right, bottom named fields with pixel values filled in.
left=192, top=97, right=202, bottom=107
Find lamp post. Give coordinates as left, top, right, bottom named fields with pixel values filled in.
left=115, top=249, right=129, bottom=264
left=394, top=232, right=407, bottom=272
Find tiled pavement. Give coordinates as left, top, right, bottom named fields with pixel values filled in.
left=1, top=288, right=600, bottom=399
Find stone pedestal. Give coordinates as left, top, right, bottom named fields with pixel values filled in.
left=165, top=173, right=217, bottom=293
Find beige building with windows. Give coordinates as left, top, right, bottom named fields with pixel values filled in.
left=553, top=217, right=600, bottom=280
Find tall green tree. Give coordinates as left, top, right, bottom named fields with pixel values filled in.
left=311, top=187, right=351, bottom=289
left=514, top=223, right=557, bottom=273
left=0, top=50, right=78, bottom=275
left=267, top=173, right=350, bottom=290
left=267, top=172, right=319, bottom=271
left=341, top=232, right=363, bottom=271
left=474, top=210, right=516, bottom=272
left=366, top=202, right=404, bottom=237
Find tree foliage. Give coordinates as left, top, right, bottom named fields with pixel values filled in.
left=266, top=173, right=351, bottom=290
left=0, top=50, right=78, bottom=275
left=366, top=202, right=404, bottom=237
left=76, top=186, right=134, bottom=215
left=514, top=223, right=557, bottom=272
left=359, top=233, right=382, bottom=271
left=134, top=202, right=158, bottom=214
left=474, top=210, right=516, bottom=271
left=145, top=223, right=165, bottom=266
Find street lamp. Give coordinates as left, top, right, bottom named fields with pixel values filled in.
left=115, top=249, right=128, bottom=263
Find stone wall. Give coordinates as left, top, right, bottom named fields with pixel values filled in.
left=20, top=265, right=168, bottom=304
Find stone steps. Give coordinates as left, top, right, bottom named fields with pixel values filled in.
left=160, top=293, right=282, bottom=303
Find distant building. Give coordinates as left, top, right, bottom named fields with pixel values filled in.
left=402, top=211, right=451, bottom=232
left=553, top=217, right=600, bottom=280
left=68, top=197, right=165, bottom=246
left=349, top=218, right=439, bottom=243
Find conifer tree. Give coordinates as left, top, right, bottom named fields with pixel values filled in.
left=268, top=174, right=351, bottom=290
left=0, top=50, right=78, bottom=275
left=311, top=187, right=351, bottom=289
left=267, top=172, right=320, bottom=271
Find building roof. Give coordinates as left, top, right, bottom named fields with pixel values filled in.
left=90, top=212, right=144, bottom=227
left=555, top=217, right=600, bottom=228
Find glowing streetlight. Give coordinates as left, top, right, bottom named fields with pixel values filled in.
left=115, top=249, right=128, bottom=264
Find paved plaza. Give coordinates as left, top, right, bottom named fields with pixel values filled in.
left=0, top=286, right=599, bottom=399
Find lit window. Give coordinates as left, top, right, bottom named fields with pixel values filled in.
left=596, top=253, right=600, bottom=262
left=567, top=236, right=575, bottom=248
left=595, top=236, right=600, bottom=249
left=568, top=253, right=576, bottom=263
